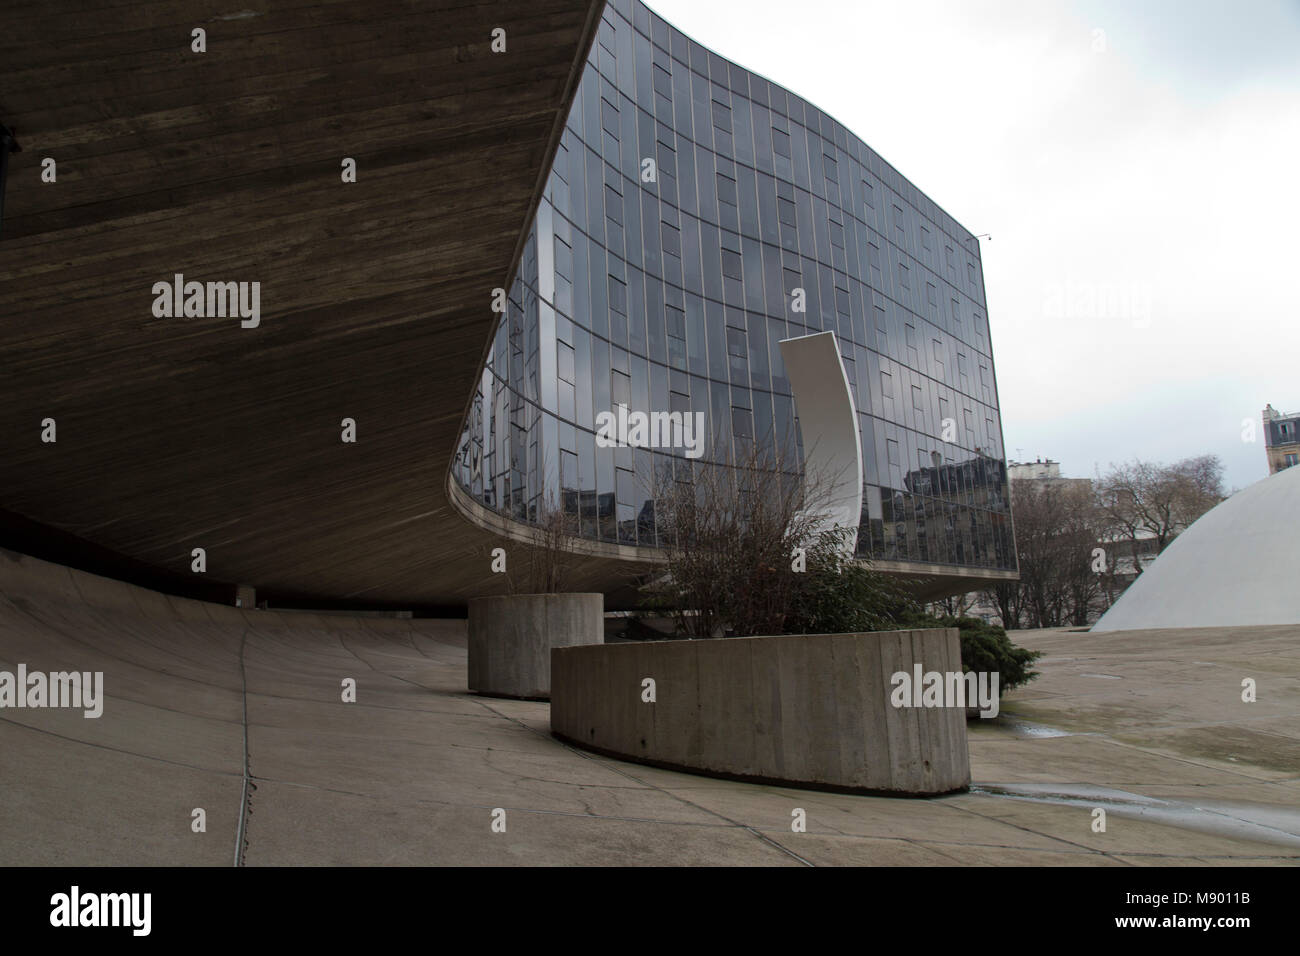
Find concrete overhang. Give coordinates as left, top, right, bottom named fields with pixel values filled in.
left=0, top=0, right=606, bottom=609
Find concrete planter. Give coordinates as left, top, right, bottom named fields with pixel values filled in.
left=467, top=592, right=603, bottom=700
left=551, top=628, right=970, bottom=795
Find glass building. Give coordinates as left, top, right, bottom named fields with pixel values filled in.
left=453, top=0, right=1015, bottom=584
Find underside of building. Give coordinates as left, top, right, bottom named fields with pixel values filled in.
left=1, top=0, right=1016, bottom=611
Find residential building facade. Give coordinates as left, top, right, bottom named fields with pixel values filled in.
left=1263, top=404, right=1300, bottom=474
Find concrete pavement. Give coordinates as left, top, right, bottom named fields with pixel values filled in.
left=2, top=550, right=1297, bottom=865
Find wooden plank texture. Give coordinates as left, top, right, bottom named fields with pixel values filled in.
left=0, top=0, right=617, bottom=608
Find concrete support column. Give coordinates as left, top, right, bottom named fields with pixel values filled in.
left=468, top=592, right=603, bottom=700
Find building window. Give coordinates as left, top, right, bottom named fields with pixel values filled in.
left=601, top=97, right=619, bottom=137
left=608, top=275, right=627, bottom=315
left=726, top=326, right=746, bottom=357
left=661, top=221, right=681, bottom=256
left=712, top=99, right=732, bottom=132
left=554, top=236, right=573, bottom=279
left=835, top=285, right=850, bottom=317
left=778, top=197, right=797, bottom=227
left=605, top=184, right=623, bottom=224
left=772, top=127, right=791, bottom=157
left=1285, top=454, right=1299, bottom=467
left=666, top=305, right=685, bottom=338
left=721, top=249, right=742, bottom=279
left=732, top=407, right=753, bottom=439
left=557, top=342, right=575, bottom=384
left=653, top=63, right=672, bottom=99
left=716, top=172, right=737, bottom=207
left=611, top=369, right=631, bottom=406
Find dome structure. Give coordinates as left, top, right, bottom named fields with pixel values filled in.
left=1092, top=464, right=1300, bottom=631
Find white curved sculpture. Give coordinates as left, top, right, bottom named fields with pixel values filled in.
left=1093, top=464, right=1300, bottom=631
left=778, top=331, right=863, bottom=556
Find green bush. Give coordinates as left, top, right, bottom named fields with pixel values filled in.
left=642, top=521, right=1042, bottom=693
left=900, top=610, right=1042, bottom=693
left=784, top=528, right=916, bottom=635
left=785, top=530, right=1042, bottom=692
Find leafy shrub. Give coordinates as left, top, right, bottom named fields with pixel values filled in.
left=785, top=528, right=917, bottom=635
left=786, top=531, right=1042, bottom=692
left=900, top=609, right=1042, bottom=692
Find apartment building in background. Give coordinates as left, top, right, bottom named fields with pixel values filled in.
left=1263, top=404, right=1300, bottom=474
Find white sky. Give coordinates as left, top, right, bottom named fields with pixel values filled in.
left=644, top=0, right=1300, bottom=491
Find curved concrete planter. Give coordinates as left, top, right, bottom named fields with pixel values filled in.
left=467, top=593, right=603, bottom=700
left=551, top=629, right=970, bottom=795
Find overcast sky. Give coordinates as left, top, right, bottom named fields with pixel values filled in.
left=645, top=0, right=1300, bottom=492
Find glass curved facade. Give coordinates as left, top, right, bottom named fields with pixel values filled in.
left=453, top=0, right=1015, bottom=575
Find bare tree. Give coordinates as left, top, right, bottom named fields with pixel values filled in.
left=931, top=591, right=977, bottom=617
left=1058, top=481, right=1106, bottom=626
left=982, top=455, right=1225, bottom=629
left=1169, top=454, right=1226, bottom=530
left=981, top=579, right=1022, bottom=630
left=468, top=488, right=582, bottom=595
left=1096, top=455, right=1225, bottom=566
left=642, top=433, right=854, bottom=638
left=989, top=478, right=1108, bottom=628
left=512, top=498, right=580, bottom=594
left=1011, top=479, right=1069, bottom=627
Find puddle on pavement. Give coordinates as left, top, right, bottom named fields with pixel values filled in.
left=970, top=782, right=1300, bottom=849
left=991, top=716, right=1091, bottom=738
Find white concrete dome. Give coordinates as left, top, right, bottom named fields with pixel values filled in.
left=1092, top=464, right=1300, bottom=631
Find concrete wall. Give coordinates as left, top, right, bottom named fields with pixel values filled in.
left=467, top=593, right=603, bottom=700
left=548, top=632, right=967, bottom=796
left=551, top=629, right=970, bottom=795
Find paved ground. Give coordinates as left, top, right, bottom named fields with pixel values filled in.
left=2, top=549, right=1298, bottom=865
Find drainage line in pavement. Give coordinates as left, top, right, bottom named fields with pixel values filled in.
left=234, top=628, right=251, bottom=867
